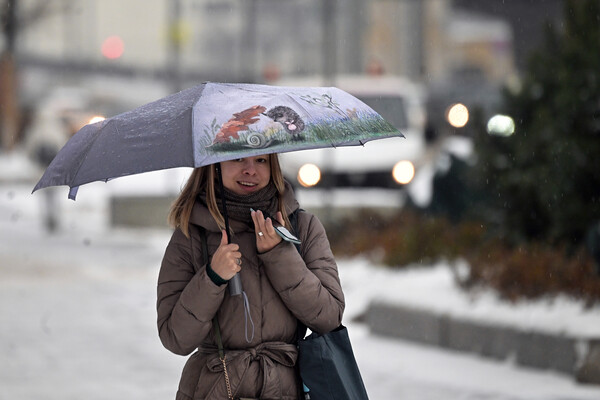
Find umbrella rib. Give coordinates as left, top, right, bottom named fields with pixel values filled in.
left=72, top=120, right=119, bottom=188
left=284, top=93, right=312, bottom=118
left=64, top=123, right=108, bottom=189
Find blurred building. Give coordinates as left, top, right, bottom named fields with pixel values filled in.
left=453, top=0, right=563, bottom=71
left=16, top=0, right=371, bottom=90
left=13, top=0, right=451, bottom=90
left=3, top=0, right=563, bottom=150
left=13, top=0, right=526, bottom=91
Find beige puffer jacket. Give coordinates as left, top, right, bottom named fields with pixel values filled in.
left=157, top=185, right=345, bottom=399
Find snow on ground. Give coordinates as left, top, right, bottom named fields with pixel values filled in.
left=339, top=258, right=600, bottom=340
left=2, top=159, right=600, bottom=398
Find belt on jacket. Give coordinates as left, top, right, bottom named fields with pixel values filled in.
left=198, top=341, right=298, bottom=398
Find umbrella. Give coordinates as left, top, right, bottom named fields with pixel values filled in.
left=32, top=82, right=403, bottom=200
left=32, top=81, right=404, bottom=298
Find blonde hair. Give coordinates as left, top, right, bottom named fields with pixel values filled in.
left=168, top=153, right=291, bottom=237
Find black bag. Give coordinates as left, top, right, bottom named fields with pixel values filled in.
left=289, top=210, right=368, bottom=399
left=298, top=325, right=369, bottom=400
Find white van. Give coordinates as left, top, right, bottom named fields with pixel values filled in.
left=274, top=75, right=427, bottom=191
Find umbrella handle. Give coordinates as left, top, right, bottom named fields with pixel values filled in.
left=216, top=163, right=243, bottom=296
left=229, top=274, right=243, bottom=296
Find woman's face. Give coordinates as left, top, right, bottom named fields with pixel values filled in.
left=219, top=156, right=271, bottom=195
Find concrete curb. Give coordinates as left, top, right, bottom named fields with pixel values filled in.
left=367, top=301, right=600, bottom=385
left=110, top=195, right=175, bottom=228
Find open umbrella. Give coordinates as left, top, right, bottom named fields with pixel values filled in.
left=32, top=81, right=403, bottom=200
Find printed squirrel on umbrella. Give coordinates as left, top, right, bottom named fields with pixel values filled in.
left=211, top=105, right=306, bottom=145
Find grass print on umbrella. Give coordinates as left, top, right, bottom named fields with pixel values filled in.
left=203, top=111, right=397, bottom=157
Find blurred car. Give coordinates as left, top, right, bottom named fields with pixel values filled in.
left=425, top=67, right=503, bottom=138
left=274, top=74, right=427, bottom=190
left=23, top=82, right=168, bottom=168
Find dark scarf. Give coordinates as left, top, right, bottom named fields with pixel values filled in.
left=199, top=181, right=279, bottom=225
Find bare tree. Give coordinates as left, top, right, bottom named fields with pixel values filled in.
left=0, top=0, right=56, bottom=150
left=0, top=0, right=19, bottom=150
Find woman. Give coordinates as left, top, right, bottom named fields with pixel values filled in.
left=157, top=153, right=345, bottom=399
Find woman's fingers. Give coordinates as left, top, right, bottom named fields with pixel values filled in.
left=252, top=210, right=274, bottom=237
left=211, top=230, right=242, bottom=280
left=275, top=211, right=284, bottom=226
left=251, top=210, right=282, bottom=252
left=251, top=210, right=262, bottom=233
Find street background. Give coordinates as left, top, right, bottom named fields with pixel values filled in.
left=2, top=0, right=600, bottom=399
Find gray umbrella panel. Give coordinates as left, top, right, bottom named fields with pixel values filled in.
left=33, top=85, right=204, bottom=196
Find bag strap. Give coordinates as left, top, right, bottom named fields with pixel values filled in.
left=188, top=225, right=222, bottom=356
left=188, top=223, right=208, bottom=274
left=290, top=208, right=302, bottom=254
left=214, top=314, right=233, bottom=399
left=191, top=226, right=222, bottom=356
left=191, top=225, right=233, bottom=398
left=289, top=209, right=311, bottom=400
left=213, top=315, right=225, bottom=359
left=289, top=209, right=308, bottom=341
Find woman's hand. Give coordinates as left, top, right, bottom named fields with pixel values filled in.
left=251, top=210, right=283, bottom=253
left=210, top=230, right=242, bottom=280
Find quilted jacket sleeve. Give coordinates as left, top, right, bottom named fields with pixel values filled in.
left=156, top=228, right=226, bottom=356
left=259, top=212, right=345, bottom=334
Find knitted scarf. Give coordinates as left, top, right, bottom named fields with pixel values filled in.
left=199, top=181, right=279, bottom=226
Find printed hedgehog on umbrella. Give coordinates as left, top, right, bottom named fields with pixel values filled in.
left=264, top=106, right=305, bottom=137
left=211, top=105, right=305, bottom=148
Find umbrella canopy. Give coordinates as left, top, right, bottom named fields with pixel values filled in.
left=33, top=82, right=404, bottom=199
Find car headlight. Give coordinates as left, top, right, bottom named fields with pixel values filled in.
left=487, top=114, right=515, bottom=136
left=446, top=103, right=469, bottom=128
left=392, top=160, right=415, bottom=184
left=297, top=163, right=321, bottom=187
